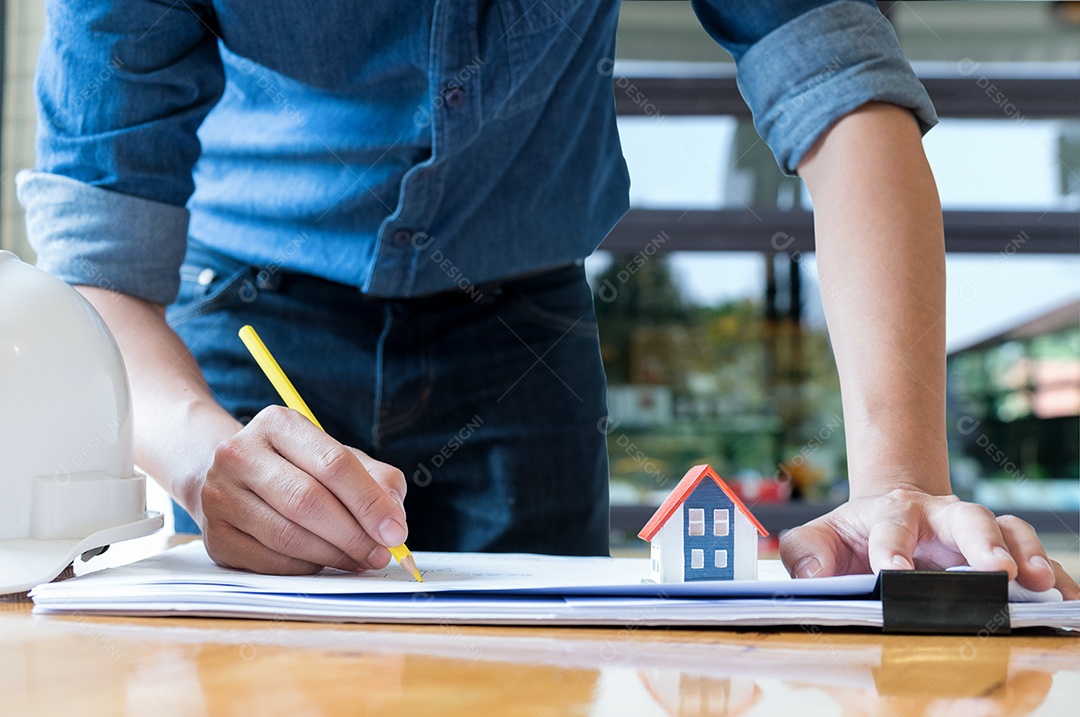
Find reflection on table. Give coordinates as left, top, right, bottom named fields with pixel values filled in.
left=3, top=602, right=1077, bottom=716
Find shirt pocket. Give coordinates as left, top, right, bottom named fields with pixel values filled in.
left=495, top=0, right=587, bottom=119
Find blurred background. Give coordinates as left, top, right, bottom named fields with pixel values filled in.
left=592, top=1, right=1080, bottom=558
left=1, top=1, right=1077, bottom=561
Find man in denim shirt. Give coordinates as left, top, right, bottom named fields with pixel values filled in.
left=18, top=0, right=1076, bottom=595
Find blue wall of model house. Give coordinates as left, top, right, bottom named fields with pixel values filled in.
left=681, top=480, right=735, bottom=580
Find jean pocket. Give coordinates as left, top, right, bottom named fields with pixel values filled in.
left=506, top=266, right=598, bottom=337
left=167, top=253, right=256, bottom=327
left=495, top=0, right=587, bottom=118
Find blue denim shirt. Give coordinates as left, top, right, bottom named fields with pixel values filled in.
left=18, top=0, right=935, bottom=304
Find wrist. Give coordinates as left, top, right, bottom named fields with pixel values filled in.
left=141, top=399, right=242, bottom=523
left=849, top=475, right=952, bottom=501
left=848, top=456, right=952, bottom=499
left=844, top=413, right=951, bottom=499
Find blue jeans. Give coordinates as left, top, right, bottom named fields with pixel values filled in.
left=166, top=240, right=610, bottom=555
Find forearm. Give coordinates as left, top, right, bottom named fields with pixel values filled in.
left=76, top=286, right=241, bottom=519
left=798, top=102, right=949, bottom=498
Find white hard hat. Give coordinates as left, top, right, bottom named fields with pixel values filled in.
left=0, top=251, right=162, bottom=594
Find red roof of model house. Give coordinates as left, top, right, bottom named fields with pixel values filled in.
left=638, top=464, right=770, bottom=541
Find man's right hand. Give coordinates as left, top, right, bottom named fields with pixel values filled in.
left=199, top=405, right=409, bottom=574
left=73, top=286, right=408, bottom=576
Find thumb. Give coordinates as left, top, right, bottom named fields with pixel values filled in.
left=779, top=519, right=845, bottom=579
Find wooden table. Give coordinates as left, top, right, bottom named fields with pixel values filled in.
left=3, top=539, right=1079, bottom=716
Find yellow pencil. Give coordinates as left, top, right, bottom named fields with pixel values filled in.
left=238, top=325, right=422, bottom=582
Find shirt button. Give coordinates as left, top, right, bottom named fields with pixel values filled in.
left=392, top=229, right=414, bottom=246
left=442, top=85, right=465, bottom=109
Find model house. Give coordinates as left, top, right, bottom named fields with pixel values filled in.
left=638, top=465, right=769, bottom=582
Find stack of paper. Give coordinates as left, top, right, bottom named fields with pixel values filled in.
left=30, top=541, right=1080, bottom=630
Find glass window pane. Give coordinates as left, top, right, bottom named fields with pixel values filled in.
left=714, top=550, right=728, bottom=569
left=618, top=116, right=1078, bottom=212
left=691, top=549, right=704, bottom=569
left=605, top=0, right=1080, bottom=550
left=596, top=250, right=1079, bottom=515
left=713, top=509, right=730, bottom=537
left=890, top=3, right=1080, bottom=63
left=616, top=2, right=1080, bottom=65
left=924, top=120, right=1078, bottom=211
left=688, top=508, right=705, bottom=536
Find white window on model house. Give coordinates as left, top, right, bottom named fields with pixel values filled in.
left=713, top=509, right=730, bottom=537
left=691, top=549, right=704, bottom=569
left=650, top=542, right=660, bottom=574
left=714, top=550, right=728, bottom=569
left=688, top=508, right=705, bottom=536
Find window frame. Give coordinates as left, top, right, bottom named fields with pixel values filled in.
left=713, top=508, right=730, bottom=537
left=687, top=508, right=705, bottom=536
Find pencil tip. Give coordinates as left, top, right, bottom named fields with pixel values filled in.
left=399, top=554, right=421, bottom=582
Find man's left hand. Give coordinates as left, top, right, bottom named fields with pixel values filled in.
left=779, top=488, right=1080, bottom=599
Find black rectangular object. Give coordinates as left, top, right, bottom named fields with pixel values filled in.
left=877, top=570, right=1010, bottom=635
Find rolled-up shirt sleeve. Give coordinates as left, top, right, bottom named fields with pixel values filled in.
left=17, top=0, right=225, bottom=304
left=691, top=0, right=938, bottom=175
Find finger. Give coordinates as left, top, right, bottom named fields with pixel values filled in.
left=866, top=513, right=919, bottom=574
left=236, top=488, right=383, bottom=572
left=212, top=415, right=388, bottom=567
left=780, top=518, right=848, bottom=579
left=254, top=452, right=391, bottom=568
left=255, top=407, right=408, bottom=547
left=350, top=448, right=408, bottom=505
left=931, top=502, right=1017, bottom=579
left=865, top=494, right=923, bottom=573
left=205, top=521, right=322, bottom=575
left=1050, top=560, right=1080, bottom=601
left=202, top=472, right=369, bottom=571
left=997, top=515, right=1055, bottom=592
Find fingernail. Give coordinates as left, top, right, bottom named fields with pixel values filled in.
left=367, top=545, right=391, bottom=568
left=378, top=517, right=407, bottom=546
left=1030, top=555, right=1052, bottom=573
left=891, top=555, right=914, bottom=570
left=992, top=547, right=1015, bottom=564
left=794, top=557, right=822, bottom=579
